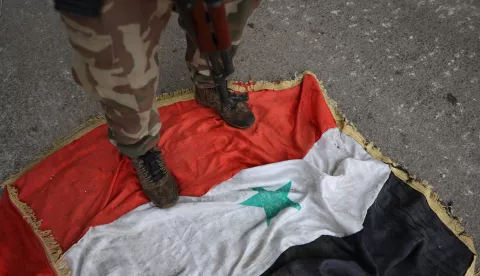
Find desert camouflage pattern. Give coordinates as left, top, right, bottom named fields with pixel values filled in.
left=180, top=0, right=261, bottom=88
left=61, top=0, right=260, bottom=157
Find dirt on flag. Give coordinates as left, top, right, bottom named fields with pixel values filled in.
left=0, top=73, right=476, bottom=275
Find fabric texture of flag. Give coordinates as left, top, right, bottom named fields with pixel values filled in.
left=0, top=72, right=476, bottom=276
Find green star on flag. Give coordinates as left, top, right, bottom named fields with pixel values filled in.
left=240, top=181, right=301, bottom=226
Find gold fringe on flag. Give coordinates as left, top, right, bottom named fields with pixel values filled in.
left=1, top=72, right=476, bottom=275
left=5, top=185, right=71, bottom=276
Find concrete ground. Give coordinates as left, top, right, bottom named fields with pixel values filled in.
left=1, top=0, right=479, bottom=264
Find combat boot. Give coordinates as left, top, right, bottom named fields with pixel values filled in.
left=132, top=147, right=179, bottom=208
left=195, top=86, right=255, bottom=129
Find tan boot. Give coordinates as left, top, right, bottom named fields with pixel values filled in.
left=195, top=86, right=255, bottom=129
left=132, top=146, right=179, bottom=208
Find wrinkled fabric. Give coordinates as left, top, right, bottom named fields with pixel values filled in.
left=0, top=73, right=474, bottom=275
left=6, top=74, right=336, bottom=253
left=262, top=174, right=474, bottom=276
left=65, top=128, right=391, bottom=275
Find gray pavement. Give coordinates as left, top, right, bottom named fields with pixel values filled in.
left=1, top=0, right=479, bottom=262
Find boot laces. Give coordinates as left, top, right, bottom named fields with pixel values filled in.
left=139, top=148, right=167, bottom=183
left=224, top=89, right=249, bottom=111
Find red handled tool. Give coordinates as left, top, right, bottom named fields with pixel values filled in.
left=176, top=0, right=248, bottom=110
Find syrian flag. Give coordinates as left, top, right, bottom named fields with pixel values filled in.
left=0, top=73, right=476, bottom=276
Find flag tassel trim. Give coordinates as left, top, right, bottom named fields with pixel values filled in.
left=5, top=185, right=71, bottom=276
left=1, top=72, right=476, bottom=275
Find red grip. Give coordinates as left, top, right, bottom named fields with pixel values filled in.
left=191, top=0, right=216, bottom=52
left=208, top=3, right=231, bottom=51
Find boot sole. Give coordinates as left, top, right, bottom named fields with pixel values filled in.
left=155, top=198, right=179, bottom=209
left=221, top=114, right=256, bottom=130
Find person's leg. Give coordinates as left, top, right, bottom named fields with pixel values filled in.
left=179, top=0, right=262, bottom=129
left=182, top=0, right=262, bottom=89
left=60, top=0, right=179, bottom=207
left=61, top=0, right=171, bottom=158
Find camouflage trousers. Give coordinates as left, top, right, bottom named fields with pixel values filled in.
left=61, top=0, right=260, bottom=158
